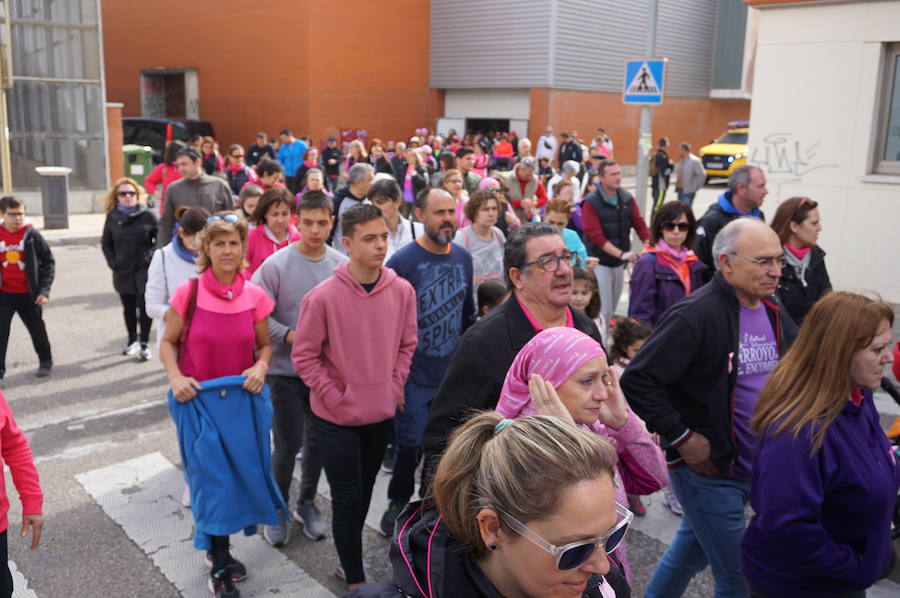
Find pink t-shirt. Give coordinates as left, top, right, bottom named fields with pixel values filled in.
left=170, top=278, right=274, bottom=381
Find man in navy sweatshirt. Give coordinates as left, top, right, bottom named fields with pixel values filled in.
left=378, top=188, right=475, bottom=537
left=621, top=218, right=797, bottom=597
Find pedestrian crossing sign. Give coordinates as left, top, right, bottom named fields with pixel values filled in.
left=623, top=59, right=667, bottom=105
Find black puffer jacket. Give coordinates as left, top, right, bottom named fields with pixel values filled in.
left=776, top=245, right=831, bottom=325
left=101, top=207, right=158, bottom=295
left=345, top=502, right=630, bottom=598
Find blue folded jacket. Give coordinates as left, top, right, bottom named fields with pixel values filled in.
left=167, top=375, right=288, bottom=550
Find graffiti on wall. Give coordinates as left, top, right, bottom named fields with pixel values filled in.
left=750, top=133, right=838, bottom=179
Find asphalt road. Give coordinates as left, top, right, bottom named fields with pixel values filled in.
left=1, top=183, right=897, bottom=597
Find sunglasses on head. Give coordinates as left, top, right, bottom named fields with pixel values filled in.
left=496, top=503, right=633, bottom=571
left=207, top=214, right=240, bottom=224
left=661, top=221, right=690, bottom=232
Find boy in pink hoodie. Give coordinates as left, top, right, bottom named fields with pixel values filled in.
left=292, top=203, right=417, bottom=589
left=0, top=390, right=43, bottom=598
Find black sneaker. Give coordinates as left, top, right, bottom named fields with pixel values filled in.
left=379, top=500, right=406, bottom=537
left=35, top=362, right=52, bottom=378
left=205, top=552, right=247, bottom=582
left=209, top=568, right=240, bottom=598
left=381, top=444, right=395, bottom=473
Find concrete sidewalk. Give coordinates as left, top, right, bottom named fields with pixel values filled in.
left=26, top=213, right=106, bottom=247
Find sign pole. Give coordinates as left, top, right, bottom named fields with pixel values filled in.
left=634, top=0, right=659, bottom=220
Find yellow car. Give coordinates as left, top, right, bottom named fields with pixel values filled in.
left=699, top=121, right=749, bottom=178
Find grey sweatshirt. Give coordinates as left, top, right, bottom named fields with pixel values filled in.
left=157, top=175, right=234, bottom=247
left=250, top=243, right=348, bottom=376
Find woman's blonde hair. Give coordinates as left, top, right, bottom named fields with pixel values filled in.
left=433, top=412, right=617, bottom=558
left=348, top=139, right=368, bottom=160
left=441, top=169, right=462, bottom=192
left=102, top=177, right=147, bottom=212
left=752, top=291, right=894, bottom=452
left=195, top=212, right=248, bottom=272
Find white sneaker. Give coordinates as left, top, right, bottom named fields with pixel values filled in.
left=661, top=486, right=683, bottom=516
left=121, top=341, right=140, bottom=356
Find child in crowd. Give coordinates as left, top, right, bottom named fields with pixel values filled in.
left=609, top=316, right=683, bottom=517
left=571, top=266, right=607, bottom=347
left=476, top=278, right=509, bottom=318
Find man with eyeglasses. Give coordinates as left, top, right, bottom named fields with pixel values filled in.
left=157, top=147, right=234, bottom=247
left=582, top=159, right=650, bottom=331
left=622, top=218, right=797, bottom=597
left=695, top=164, right=768, bottom=282
left=0, top=196, right=54, bottom=380
left=420, top=222, right=605, bottom=491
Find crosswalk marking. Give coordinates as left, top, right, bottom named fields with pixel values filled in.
left=9, top=560, right=37, bottom=598
left=76, top=452, right=335, bottom=598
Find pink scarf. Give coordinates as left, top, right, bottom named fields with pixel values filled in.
left=785, top=243, right=811, bottom=259
left=496, top=328, right=606, bottom=419
left=202, top=268, right=245, bottom=301
left=656, top=239, right=688, bottom=263
left=303, top=160, right=317, bottom=168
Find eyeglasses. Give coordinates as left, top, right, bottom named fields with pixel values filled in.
left=496, top=503, right=633, bottom=571
left=117, top=191, right=137, bottom=197
left=521, top=251, right=574, bottom=272
left=4, top=211, right=24, bottom=218
left=447, top=179, right=464, bottom=184
left=661, top=222, right=691, bottom=232
left=206, top=214, right=240, bottom=224
left=733, top=254, right=786, bottom=269
left=231, top=154, right=244, bottom=159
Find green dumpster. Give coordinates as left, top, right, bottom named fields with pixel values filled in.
left=123, top=144, right=154, bottom=186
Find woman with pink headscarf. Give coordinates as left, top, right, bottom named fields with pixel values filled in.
left=496, top=327, right=668, bottom=583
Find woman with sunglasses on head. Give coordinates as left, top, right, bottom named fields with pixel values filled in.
left=628, top=201, right=706, bottom=329
left=494, top=327, right=667, bottom=584
left=101, top=177, right=158, bottom=361
left=160, top=212, right=278, bottom=598
left=769, top=197, right=829, bottom=326
left=742, top=292, right=899, bottom=598
left=347, top=412, right=632, bottom=598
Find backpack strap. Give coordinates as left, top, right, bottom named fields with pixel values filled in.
left=178, top=277, right=199, bottom=360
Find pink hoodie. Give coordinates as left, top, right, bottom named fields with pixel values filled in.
left=292, top=263, right=418, bottom=426
left=0, top=391, right=42, bottom=532
left=245, top=223, right=301, bottom=276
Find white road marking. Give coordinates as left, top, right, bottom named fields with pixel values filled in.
left=9, top=560, right=37, bottom=598
left=77, top=452, right=335, bottom=598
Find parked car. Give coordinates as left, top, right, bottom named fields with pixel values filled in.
left=698, top=120, right=749, bottom=179
left=122, top=118, right=215, bottom=164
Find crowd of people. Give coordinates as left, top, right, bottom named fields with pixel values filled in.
left=0, top=122, right=897, bottom=598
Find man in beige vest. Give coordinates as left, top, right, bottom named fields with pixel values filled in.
left=500, top=157, right=548, bottom=222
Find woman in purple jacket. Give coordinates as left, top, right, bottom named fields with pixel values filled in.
left=742, top=291, right=899, bottom=598
left=628, top=201, right=705, bottom=328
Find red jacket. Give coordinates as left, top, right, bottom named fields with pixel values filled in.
left=0, top=392, right=42, bottom=532
left=143, top=162, right=182, bottom=197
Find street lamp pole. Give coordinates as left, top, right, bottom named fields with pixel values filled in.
left=635, top=0, right=659, bottom=220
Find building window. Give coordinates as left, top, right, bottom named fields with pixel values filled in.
left=874, top=44, right=900, bottom=176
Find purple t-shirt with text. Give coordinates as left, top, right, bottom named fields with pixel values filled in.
left=731, top=303, right=779, bottom=482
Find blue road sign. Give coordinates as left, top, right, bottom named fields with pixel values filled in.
left=623, top=59, right=667, bottom=105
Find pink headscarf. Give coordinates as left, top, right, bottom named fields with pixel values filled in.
left=496, top=328, right=606, bottom=419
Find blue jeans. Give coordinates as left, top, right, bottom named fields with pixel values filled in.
left=387, top=383, right=437, bottom=503
left=677, top=191, right=696, bottom=205
left=645, top=465, right=751, bottom=598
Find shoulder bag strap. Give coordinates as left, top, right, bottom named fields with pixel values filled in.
left=178, top=277, right=199, bottom=360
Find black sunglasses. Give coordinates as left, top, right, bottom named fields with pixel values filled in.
left=661, top=222, right=691, bottom=232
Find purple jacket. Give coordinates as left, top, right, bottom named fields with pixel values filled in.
left=628, top=252, right=706, bottom=328
left=741, top=391, right=900, bottom=597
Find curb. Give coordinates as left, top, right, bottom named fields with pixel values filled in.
left=45, top=234, right=101, bottom=247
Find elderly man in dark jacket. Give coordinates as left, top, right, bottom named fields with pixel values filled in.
left=420, top=223, right=604, bottom=489
left=621, top=218, right=797, bottom=597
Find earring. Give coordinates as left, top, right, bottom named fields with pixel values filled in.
left=489, top=544, right=498, bottom=551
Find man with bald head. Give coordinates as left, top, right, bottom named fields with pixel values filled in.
left=622, top=218, right=797, bottom=597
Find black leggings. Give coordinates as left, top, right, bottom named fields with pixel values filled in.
left=312, top=412, right=392, bottom=585
left=119, top=293, right=151, bottom=345
left=0, top=530, right=11, bottom=598
left=209, top=534, right=230, bottom=571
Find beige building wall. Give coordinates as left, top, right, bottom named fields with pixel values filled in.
left=748, top=0, right=900, bottom=302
